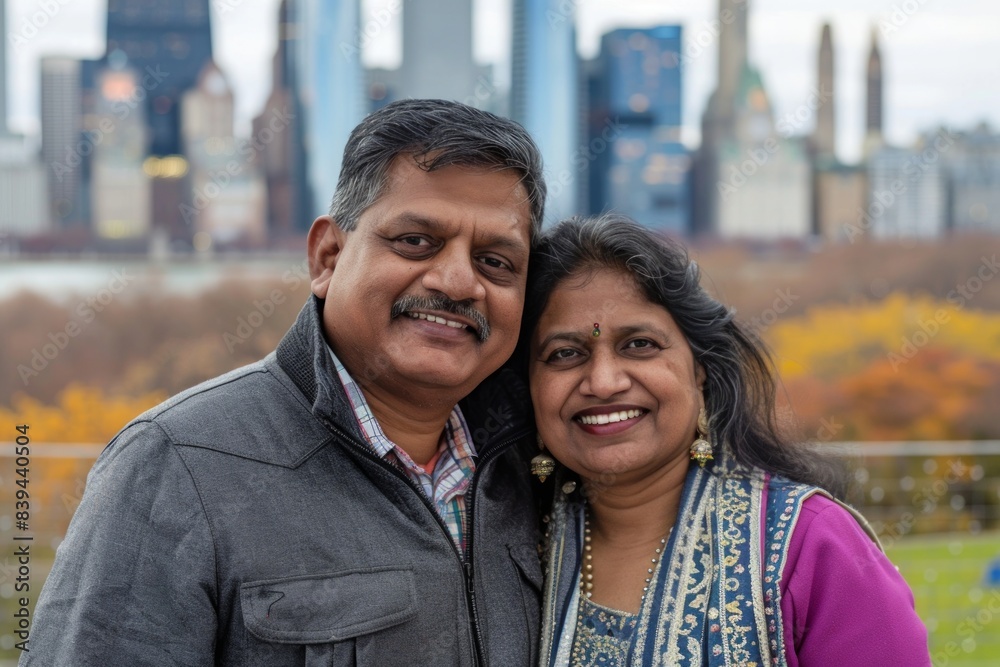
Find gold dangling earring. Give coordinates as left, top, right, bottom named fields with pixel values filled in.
left=689, top=408, right=714, bottom=468
left=531, top=434, right=556, bottom=482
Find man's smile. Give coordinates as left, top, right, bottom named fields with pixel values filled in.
left=405, top=309, right=480, bottom=335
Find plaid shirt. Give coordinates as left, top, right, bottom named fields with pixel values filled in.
left=329, top=347, right=477, bottom=553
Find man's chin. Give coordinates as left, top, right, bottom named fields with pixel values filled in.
left=389, top=352, right=500, bottom=393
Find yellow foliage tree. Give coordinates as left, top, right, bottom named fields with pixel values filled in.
left=767, top=293, right=1000, bottom=380
left=1, top=385, right=165, bottom=538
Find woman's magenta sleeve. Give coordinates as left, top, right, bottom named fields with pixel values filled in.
left=779, top=494, right=931, bottom=667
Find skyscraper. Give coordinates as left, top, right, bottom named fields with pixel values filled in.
left=714, top=0, right=749, bottom=142
left=587, top=27, right=690, bottom=234
left=90, top=64, right=152, bottom=240
left=0, top=0, right=8, bottom=138
left=511, top=0, right=580, bottom=224
left=0, top=0, right=48, bottom=239
left=296, top=0, right=364, bottom=218
left=865, top=27, right=884, bottom=154
left=182, top=63, right=266, bottom=248
left=400, top=0, right=479, bottom=101
left=41, top=57, right=84, bottom=227
left=255, top=0, right=311, bottom=238
left=813, top=23, right=836, bottom=158
left=103, top=0, right=214, bottom=156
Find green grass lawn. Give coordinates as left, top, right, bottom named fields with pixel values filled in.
left=887, top=531, right=1000, bottom=667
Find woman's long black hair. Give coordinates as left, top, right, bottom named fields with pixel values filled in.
left=515, top=214, right=848, bottom=498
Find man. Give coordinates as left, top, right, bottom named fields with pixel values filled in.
left=23, top=99, right=547, bottom=666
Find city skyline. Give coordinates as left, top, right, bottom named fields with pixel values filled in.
left=4, top=0, right=999, bottom=165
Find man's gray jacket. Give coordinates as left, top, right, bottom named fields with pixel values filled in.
left=22, top=297, right=543, bottom=666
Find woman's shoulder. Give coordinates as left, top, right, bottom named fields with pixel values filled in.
left=779, top=494, right=931, bottom=666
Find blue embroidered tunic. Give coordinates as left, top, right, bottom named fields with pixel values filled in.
left=572, top=599, right=638, bottom=666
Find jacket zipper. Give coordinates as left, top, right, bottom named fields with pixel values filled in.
left=460, top=431, right=529, bottom=667
left=319, top=415, right=529, bottom=667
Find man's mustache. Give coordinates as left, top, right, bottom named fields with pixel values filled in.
left=390, top=295, right=491, bottom=343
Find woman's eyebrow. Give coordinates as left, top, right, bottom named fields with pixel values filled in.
left=537, top=331, right=589, bottom=350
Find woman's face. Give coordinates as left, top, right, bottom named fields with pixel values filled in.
left=528, top=268, right=705, bottom=484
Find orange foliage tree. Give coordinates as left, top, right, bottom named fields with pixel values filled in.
left=767, top=294, right=1000, bottom=441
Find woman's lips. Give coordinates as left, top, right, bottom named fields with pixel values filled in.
left=573, top=407, right=648, bottom=436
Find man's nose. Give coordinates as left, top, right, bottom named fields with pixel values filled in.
left=420, top=246, right=488, bottom=303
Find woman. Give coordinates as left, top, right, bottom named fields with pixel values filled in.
left=521, top=215, right=930, bottom=666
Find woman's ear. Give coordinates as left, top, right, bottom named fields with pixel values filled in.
left=695, top=361, right=707, bottom=394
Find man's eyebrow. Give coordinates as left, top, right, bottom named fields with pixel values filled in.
left=387, top=212, right=529, bottom=257
left=477, top=232, right=529, bottom=257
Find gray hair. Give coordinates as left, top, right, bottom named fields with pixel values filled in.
left=519, top=213, right=848, bottom=497
left=329, top=99, right=546, bottom=241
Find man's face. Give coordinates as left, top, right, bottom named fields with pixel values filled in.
left=309, top=155, right=533, bottom=401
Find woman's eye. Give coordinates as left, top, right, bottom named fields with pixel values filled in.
left=625, top=339, right=658, bottom=351
left=546, top=348, right=580, bottom=362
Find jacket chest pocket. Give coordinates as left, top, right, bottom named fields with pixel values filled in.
left=240, top=567, right=417, bottom=667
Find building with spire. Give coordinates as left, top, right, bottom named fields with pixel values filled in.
left=510, top=0, right=580, bottom=223
left=696, top=0, right=811, bottom=238
left=255, top=0, right=312, bottom=239
left=811, top=22, right=865, bottom=242
left=864, top=28, right=884, bottom=155
left=813, top=23, right=835, bottom=159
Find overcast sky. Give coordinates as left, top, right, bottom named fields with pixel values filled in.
left=5, top=0, right=999, bottom=163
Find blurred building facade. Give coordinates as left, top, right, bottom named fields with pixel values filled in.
left=367, top=0, right=494, bottom=110
left=5, top=0, right=1000, bottom=253
left=697, top=0, right=811, bottom=239
left=102, top=0, right=214, bottom=157
left=946, top=125, right=1000, bottom=233
left=0, top=0, right=47, bottom=241
left=254, top=0, right=312, bottom=239
left=40, top=57, right=85, bottom=229
left=181, top=63, right=266, bottom=248
left=811, top=23, right=865, bottom=243
left=89, top=65, right=152, bottom=241
left=586, top=27, right=690, bottom=234
left=296, top=0, right=364, bottom=219
left=511, top=0, right=581, bottom=223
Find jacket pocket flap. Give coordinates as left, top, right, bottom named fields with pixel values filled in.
left=508, top=543, right=544, bottom=591
left=241, top=567, right=417, bottom=644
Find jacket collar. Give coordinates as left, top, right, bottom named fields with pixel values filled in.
left=275, top=296, right=533, bottom=455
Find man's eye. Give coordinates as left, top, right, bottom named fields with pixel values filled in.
left=400, top=236, right=429, bottom=247
left=479, top=256, right=509, bottom=271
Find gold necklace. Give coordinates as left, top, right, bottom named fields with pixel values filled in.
left=580, top=505, right=671, bottom=603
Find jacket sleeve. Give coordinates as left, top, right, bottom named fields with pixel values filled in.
left=780, top=494, right=931, bottom=667
left=20, top=421, right=217, bottom=666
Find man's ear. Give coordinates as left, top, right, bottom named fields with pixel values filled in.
left=307, top=216, right=347, bottom=298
